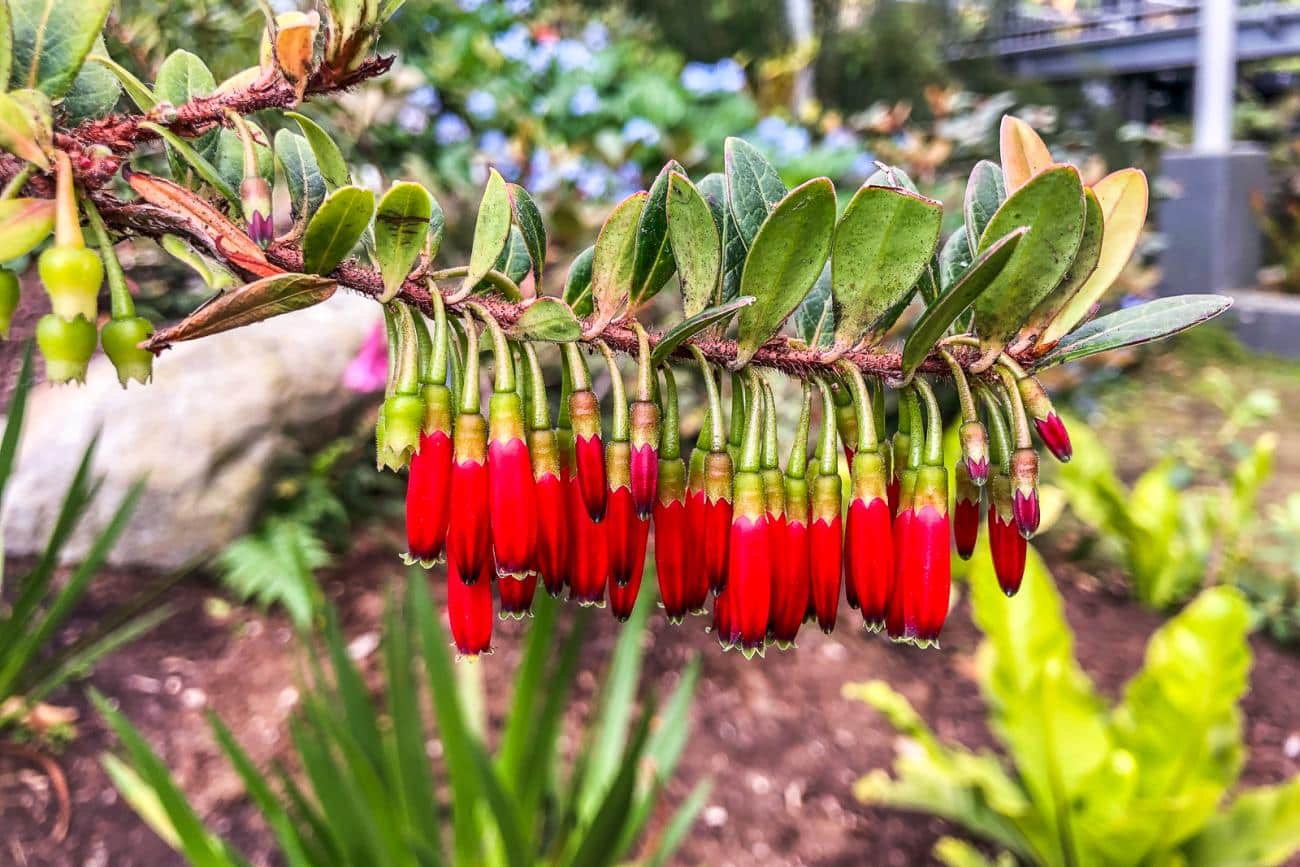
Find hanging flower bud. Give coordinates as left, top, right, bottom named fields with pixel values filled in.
left=691, top=347, right=733, bottom=595
left=682, top=438, right=712, bottom=614
left=497, top=574, right=538, bottom=619
left=447, top=558, right=493, bottom=657
left=886, top=389, right=922, bottom=642
left=809, top=378, right=843, bottom=634
left=1010, top=360, right=1072, bottom=462
left=724, top=370, right=773, bottom=656
left=378, top=303, right=428, bottom=469
left=979, top=383, right=1026, bottom=596
left=80, top=196, right=157, bottom=386
left=564, top=342, right=607, bottom=523
left=599, top=342, right=650, bottom=594
left=838, top=362, right=894, bottom=632
left=446, top=316, right=491, bottom=585
left=35, top=313, right=96, bottom=384
left=472, top=305, right=538, bottom=579
left=953, top=460, right=981, bottom=560
left=40, top=153, right=103, bottom=324
left=758, top=379, right=787, bottom=637
left=521, top=342, right=567, bottom=595
left=1010, top=447, right=1041, bottom=538
left=229, top=111, right=274, bottom=248
left=771, top=383, right=813, bottom=649
left=405, top=293, right=453, bottom=566
left=629, top=323, right=661, bottom=520
left=898, top=380, right=950, bottom=646
left=0, top=269, right=18, bottom=338
left=654, top=366, right=690, bottom=623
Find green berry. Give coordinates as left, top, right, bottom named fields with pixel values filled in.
left=0, top=269, right=19, bottom=338
left=101, top=315, right=155, bottom=387
left=36, top=313, right=96, bottom=384
left=38, top=245, right=104, bottom=322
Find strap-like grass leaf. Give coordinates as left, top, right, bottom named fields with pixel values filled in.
left=507, top=182, right=547, bottom=287
left=1037, top=294, right=1233, bottom=368
left=666, top=171, right=721, bottom=318
left=971, top=164, right=1085, bottom=366
left=512, top=296, right=582, bottom=342
left=1000, top=115, right=1053, bottom=193
left=725, top=137, right=786, bottom=248
left=374, top=181, right=432, bottom=301
left=900, top=228, right=1025, bottom=379
left=0, top=2, right=10, bottom=92
left=9, top=0, right=112, bottom=99
left=461, top=168, right=512, bottom=295
left=140, top=122, right=239, bottom=207
left=734, top=177, right=836, bottom=367
left=149, top=273, right=337, bottom=348
left=303, top=185, right=374, bottom=275
left=831, top=184, right=942, bottom=348
left=274, top=130, right=326, bottom=223
left=650, top=296, right=755, bottom=366
left=591, top=191, right=647, bottom=322
left=563, top=244, right=596, bottom=317
left=284, top=111, right=351, bottom=190
left=1023, top=185, right=1104, bottom=341
left=963, top=160, right=1005, bottom=255
left=629, top=160, right=683, bottom=304
left=1037, top=167, right=1149, bottom=349
left=643, top=780, right=712, bottom=867
left=0, top=345, right=33, bottom=506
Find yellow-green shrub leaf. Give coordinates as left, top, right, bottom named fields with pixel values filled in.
left=725, top=137, right=786, bottom=248
left=8, top=0, right=113, bottom=99
left=666, top=171, right=721, bottom=319
left=650, top=296, right=754, bottom=367
left=0, top=89, right=51, bottom=169
left=591, top=192, right=647, bottom=323
left=460, top=168, right=511, bottom=296
left=1022, top=187, right=1104, bottom=341
left=629, top=160, right=683, bottom=304
left=0, top=198, right=54, bottom=262
left=1037, top=295, right=1233, bottom=369
left=302, top=185, right=374, bottom=275
left=374, top=181, right=433, bottom=302
left=510, top=297, right=581, bottom=342
left=506, top=183, right=546, bottom=287
left=999, top=115, right=1052, bottom=193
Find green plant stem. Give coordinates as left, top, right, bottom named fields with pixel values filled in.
left=633, top=322, right=654, bottom=402
left=391, top=302, right=421, bottom=395
left=563, top=342, right=591, bottom=392
left=836, top=360, right=877, bottom=452
left=906, top=388, right=924, bottom=470
left=977, top=385, right=1012, bottom=470
left=428, top=287, right=448, bottom=384
left=659, top=365, right=680, bottom=460
left=469, top=303, right=515, bottom=393
left=459, top=314, right=481, bottom=414
left=738, top=369, right=765, bottom=473
left=996, top=366, right=1033, bottom=449
left=522, top=342, right=550, bottom=430
left=786, top=380, right=813, bottom=480
left=760, top=378, right=779, bottom=471
left=598, top=341, right=628, bottom=442
left=0, top=164, right=35, bottom=201
left=940, top=349, right=979, bottom=424
left=814, top=377, right=838, bottom=477
left=913, top=378, right=943, bottom=467
left=80, top=194, right=135, bottom=319
left=427, top=266, right=524, bottom=304
left=690, top=346, right=725, bottom=453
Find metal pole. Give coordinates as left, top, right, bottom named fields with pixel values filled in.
left=1193, top=0, right=1237, bottom=154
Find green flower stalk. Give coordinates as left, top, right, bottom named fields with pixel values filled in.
left=83, top=195, right=154, bottom=387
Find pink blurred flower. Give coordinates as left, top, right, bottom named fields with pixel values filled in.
left=344, top=323, right=388, bottom=393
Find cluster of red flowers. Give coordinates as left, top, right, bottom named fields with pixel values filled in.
left=392, top=301, right=1067, bottom=658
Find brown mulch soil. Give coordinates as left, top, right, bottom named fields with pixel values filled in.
left=3, top=533, right=1300, bottom=867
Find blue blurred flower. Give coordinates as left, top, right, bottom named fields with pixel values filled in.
left=493, top=23, right=532, bottom=62
left=525, top=41, right=556, bottom=75
left=823, top=127, right=857, bottom=150
left=505, top=0, right=532, bottom=14
left=576, top=162, right=611, bottom=199
left=711, top=58, right=746, bottom=93
left=434, top=113, right=471, bottom=145
left=465, top=89, right=497, bottom=120
left=569, top=84, right=601, bottom=117
left=397, top=105, right=429, bottom=135
left=407, top=84, right=441, bottom=111
left=621, top=117, right=661, bottom=147
left=851, top=152, right=879, bottom=178
left=583, top=21, right=609, bottom=51
left=555, top=39, right=592, bottom=72
left=682, top=59, right=747, bottom=95
left=529, top=149, right=560, bottom=194
left=754, top=116, right=789, bottom=147
left=680, top=62, right=714, bottom=96
left=457, top=0, right=486, bottom=12
left=612, top=161, right=642, bottom=199
left=480, top=129, right=509, bottom=155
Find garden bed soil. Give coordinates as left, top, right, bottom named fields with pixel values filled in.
left=4, top=535, right=1300, bottom=867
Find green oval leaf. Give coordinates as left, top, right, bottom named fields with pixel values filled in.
left=62, top=35, right=120, bottom=121
left=1023, top=186, right=1104, bottom=340
left=591, top=192, right=647, bottom=322
left=9, top=0, right=112, bottom=99
left=865, top=164, right=918, bottom=193
left=461, top=168, right=512, bottom=295
left=699, top=172, right=745, bottom=304
left=506, top=183, right=546, bottom=288
left=725, top=137, right=786, bottom=248
left=563, top=245, right=596, bottom=317
left=139, top=121, right=239, bottom=207
left=629, top=160, right=683, bottom=305
left=146, top=274, right=338, bottom=350
left=1037, top=295, right=1233, bottom=369
left=154, top=50, right=218, bottom=155
left=900, top=228, right=1026, bottom=379
left=938, top=225, right=974, bottom=293
left=492, top=224, right=531, bottom=290
left=831, top=185, right=942, bottom=348
left=666, top=171, right=721, bottom=319
left=0, top=89, right=51, bottom=169
left=734, top=177, right=837, bottom=368
left=274, top=129, right=325, bottom=223
left=285, top=111, right=351, bottom=191
left=0, top=2, right=12, bottom=92
left=302, top=185, right=375, bottom=275
left=511, top=297, right=582, bottom=342
left=964, top=160, right=1006, bottom=256
left=793, top=266, right=833, bottom=347
left=0, top=198, right=54, bottom=262
left=972, top=165, right=1085, bottom=365
left=651, top=296, right=756, bottom=367
left=374, top=181, right=433, bottom=302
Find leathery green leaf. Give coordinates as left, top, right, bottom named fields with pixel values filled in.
left=666, top=171, right=721, bottom=318
left=8, top=0, right=113, bottom=99
left=650, top=296, right=755, bottom=367
left=900, top=228, right=1025, bottom=379
left=831, top=184, right=942, bottom=348
left=699, top=172, right=745, bottom=305
left=563, top=245, right=596, bottom=318
left=1021, top=186, right=1104, bottom=342
left=302, top=185, right=375, bottom=275
left=591, top=191, right=647, bottom=323
left=793, top=266, right=833, bottom=346
left=460, top=168, right=512, bottom=296
left=629, top=160, right=683, bottom=304
left=734, top=177, right=836, bottom=367
left=285, top=111, right=351, bottom=190
left=938, top=225, right=974, bottom=293
left=274, top=129, right=326, bottom=222
left=507, top=182, right=547, bottom=287
left=1037, top=295, right=1233, bottom=369
left=149, top=274, right=337, bottom=347
left=971, top=165, right=1085, bottom=367
left=725, top=137, right=786, bottom=248
left=374, top=181, right=433, bottom=302
left=963, top=160, right=1006, bottom=256
left=0, top=198, right=54, bottom=262
left=511, top=297, right=582, bottom=342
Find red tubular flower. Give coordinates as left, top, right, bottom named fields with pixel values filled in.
left=570, top=388, right=608, bottom=523
left=447, top=559, right=493, bottom=657
left=629, top=435, right=659, bottom=521
left=727, top=471, right=772, bottom=655
left=846, top=457, right=894, bottom=631
left=885, top=470, right=915, bottom=641
left=809, top=473, right=843, bottom=634
left=712, top=582, right=737, bottom=650
left=703, top=451, right=734, bottom=594
left=608, top=559, right=644, bottom=621
left=770, top=481, right=810, bottom=647
left=404, top=385, right=453, bottom=565
left=447, top=412, right=491, bottom=585
left=989, top=473, right=1027, bottom=596
left=909, top=466, right=951, bottom=646
left=953, top=460, right=981, bottom=561
left=487, top=396, right=538, bottom=578
left=606, top=443, right=650, bottom=587
left=566, top=471, right=608, bottom=605
left=529, top=428, right=568, bottom=596
left=628, top=325, right=661, bottom=520
left=682, top=447, right=712, bottom=613
left=497, top=573, right=538, bottom=618
left=654, top=463, right=688, bottom=622
left=1010, top=447, right=1041, bottom=538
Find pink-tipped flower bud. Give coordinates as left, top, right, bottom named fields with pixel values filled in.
left=953, top=460, right=981, bottom=561
left=1010, top=447, right=1041, bottom=539
left=1017, top=375, right=1072, bottom=462
left=959, top=421, right=990, bottom=486
left=569, top=389, right=607, bottom=522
